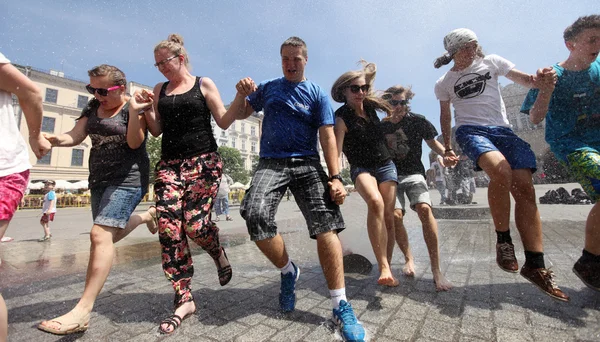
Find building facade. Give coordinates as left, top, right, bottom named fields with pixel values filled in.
left=14, top=65, right=263, bottom=183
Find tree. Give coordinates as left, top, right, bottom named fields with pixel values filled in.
left=340, top=167, right=352, bottom=185
left=146, top=136, right=162, bottom=183
left=251, top=155, right=260, bottom=175
left=218, top=146, right=249, bottom=184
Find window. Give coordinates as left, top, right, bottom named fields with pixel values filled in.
left=231, top=138, right=236, bottom=148
left=77, top=95, right=89, bottom=109
left=41, top=116, right=55, bottom=133
left=45, top=88, right=58, bottom=103
left=220, top=141, right=227, bottom=146
left=251, top=126, right=256, bottom=136
left=71, top=149, right=84, bottom=166
left=241, top=122, right=245, bottom=133
left=241, top=140, right=246, bottom=150
left=221, top=130, right=226, bottom=137
left=37, top=150, right=52, bottom=165
left=251, top=142, right=257, bottom=153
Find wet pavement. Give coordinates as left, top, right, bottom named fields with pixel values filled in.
left=1, top=183, right=599, bottom=341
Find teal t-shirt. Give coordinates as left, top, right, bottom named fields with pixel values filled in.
left=521, top=58, right=600, bottom=161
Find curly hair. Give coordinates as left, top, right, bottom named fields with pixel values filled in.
left=564, top=15, right=600, bottom=42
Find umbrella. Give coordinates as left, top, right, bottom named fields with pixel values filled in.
left=230, top=182, right=246, bottom=190
left=27, top=181, right=45, bottom=190
left=72, top=180, right=89, bottom=189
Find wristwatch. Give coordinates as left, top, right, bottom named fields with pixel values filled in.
left=329, top=174, right=343, bottom=182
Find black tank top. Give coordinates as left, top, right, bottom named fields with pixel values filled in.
left=336, top=104, right=391, bottom=168
left=158, top=76, right=217, bottom=160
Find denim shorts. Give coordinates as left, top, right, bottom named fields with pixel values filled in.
left=350, top=160, right=398, bottom=185
left=395, top=174, right=432, bottom=213
left=91, top=186, right=145, bottom=229
left=455, top=125, right=536, bottom=172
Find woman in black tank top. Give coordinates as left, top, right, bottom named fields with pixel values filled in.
left=331, top=61, right=400, bottom=288
left=143, top=34, right=248, bottom=335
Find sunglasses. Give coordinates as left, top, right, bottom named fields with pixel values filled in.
left=154, top=55, right=179, bottom=68
left=85, top=84, right=121, bottom=96
left=347, top=84, right=370, bottom=93
left=389, top=99, right=409, bottom=106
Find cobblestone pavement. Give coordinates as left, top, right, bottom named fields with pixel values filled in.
left=1, top=184, right=599, bottom=341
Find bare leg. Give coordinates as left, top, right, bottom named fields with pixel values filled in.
left=355, top=174, right=397, bottom=286
left=316, top=231, right=345, bottom=290
left=39, top=224, right=119, bottom=332
left=113, top=210, right=152, bottom=243
left=391, top=209, right=415, bottom=276
left=585, top=203, right=600, bottom=254
left=42, top=222, right=50, bottom=238
left=255, top=234, right=289, bottom=268
left=0, top=294, right=6, bottom=342
left=509, top=170, right=543, bottom=252
left=477, top=151, right=513, bottom=233
left=415, top=203, right=452, bottom=291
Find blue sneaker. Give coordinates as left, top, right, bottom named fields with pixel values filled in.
left=279, top=262, right=300, bottom=312
left=332, top=300, right=365, bottom=342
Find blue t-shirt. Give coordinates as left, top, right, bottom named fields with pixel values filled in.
left=247, top=77, right=334, bottom=158
left=521, top=58, right=600, bottom=161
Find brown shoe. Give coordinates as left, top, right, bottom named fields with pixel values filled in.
left=520, top=265, right=569, bottom=302
left=496, top=242, right=518, bottom=273
left=573, top=260, right=600, bottom=292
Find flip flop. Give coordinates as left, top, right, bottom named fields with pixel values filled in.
left=0, top=237, right=13, bottom=243
left=215, top=248, right=232, bottom=286
left=38, top=312, right=90, bottom=335
left=158, top=310, right=195, bottom=334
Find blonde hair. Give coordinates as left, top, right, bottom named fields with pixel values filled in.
left=331, top=60, right=391, bottom=115
left=87, top=64, right=126, bottom=86
left=154, top=33, right=190, bottom=67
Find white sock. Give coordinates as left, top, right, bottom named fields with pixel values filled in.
left=280, top=259, right=295, bottom=275
left=330, top=288, right=347, bottom=310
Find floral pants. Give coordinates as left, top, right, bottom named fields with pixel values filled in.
left=154, top=152, right=223, bottom=307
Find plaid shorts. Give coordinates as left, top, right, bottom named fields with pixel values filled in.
left=240, top=157, right=345, bottom=240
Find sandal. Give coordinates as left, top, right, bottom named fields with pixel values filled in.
left=215, top=248, right=232, bottom=286
left=226, top=216, right=233, bottom=221
left=158, top=310, right=195, bottom=334
left=146, top=206, right=159, bottom=235
left=38, top=235, right=51, bottom=242
left=0, top=237, right=14, bottom=243
left=38, top=312, right=90, bottom=335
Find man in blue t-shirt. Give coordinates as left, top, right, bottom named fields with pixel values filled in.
left=232, top=37, right=365, bottom=341
left=521, top=15, right=600, bottom=292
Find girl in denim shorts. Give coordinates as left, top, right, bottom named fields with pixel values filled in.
left=331, top=61, right=399, bottom=287
left=38, top=64, right=158, bottom=335
left=433, top=28, right=568, bottom=301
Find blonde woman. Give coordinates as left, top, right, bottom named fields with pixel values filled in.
left=331, top=61, right=399, bottom=287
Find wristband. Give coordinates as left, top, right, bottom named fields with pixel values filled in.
left=444, top=148, right=453, bottom=154
left=329, top=174, right=343, bottom=182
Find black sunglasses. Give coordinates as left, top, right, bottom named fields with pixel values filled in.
left=86, top=84, right=121, bottom=96
left=347, top=84, right=370, bottom=93
left=389, top=99, right=409, bottom=106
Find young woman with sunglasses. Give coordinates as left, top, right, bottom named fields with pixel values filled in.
left=38, top=64, right=158, bottom=335
left=331, top=61, right=399, bottom=287
left=143, top=34, right=247, bottom=334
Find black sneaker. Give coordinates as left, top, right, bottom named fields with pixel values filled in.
left=573, top=260, right=600, bottom=292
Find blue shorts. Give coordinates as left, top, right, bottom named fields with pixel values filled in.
left=91, top=186, right=145, bottom=229
left=455, top=125, right=537, bottom=172
left=350, top=160, right=398, bottom=184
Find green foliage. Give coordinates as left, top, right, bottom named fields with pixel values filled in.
left=146, top=136, right=162, bottom=182
left=340, top=167, right=352, bottom=185
left=218, top=146, right=249, bottom=184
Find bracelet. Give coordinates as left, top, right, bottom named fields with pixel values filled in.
left=444, top=148, right=453, bottom=154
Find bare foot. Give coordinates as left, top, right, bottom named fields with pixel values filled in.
left=433, top=271, right=453, bottom=291
left=38, top=308, right=90, bottom=334
left=146, top=206, right=158, bottom=234
left=159, top=301, right=196, bottom=334
left=377, top=270, right=400, bottom=287
left=402, top=260, right=416, bottom=277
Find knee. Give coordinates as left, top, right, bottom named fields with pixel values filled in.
left=90, top=225, right=113, bottom=245
left=393, top=209, right=404, bottom=222
left=366, top=196, right=385, bottom=214
left=416, top=204, right=432, bottom=220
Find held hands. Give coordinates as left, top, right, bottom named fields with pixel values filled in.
left=129, top=89, right=154, bottom=112
left=443, top=151, right=458, bottom=168
left=533, top=67, right=557, bottom=93
left=328, top=179, right=347, bottom=205
left=29, top=133, right=52, bottom=159
left=41, top=133, right=60, bottom=147
left=236, top=77, right=257, bottom=97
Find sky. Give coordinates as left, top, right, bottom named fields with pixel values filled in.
left=1, top=0, right=596, bottom=166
